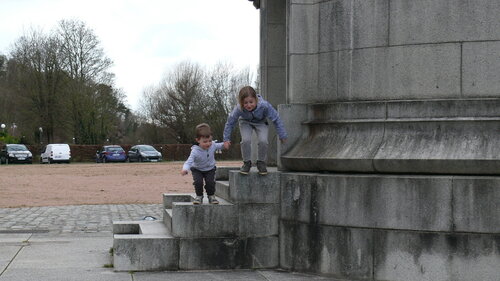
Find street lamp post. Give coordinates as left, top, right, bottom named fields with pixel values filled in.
left=39, top=127, right=43, bottom=145
left=11, top=123, right=16, bottom=137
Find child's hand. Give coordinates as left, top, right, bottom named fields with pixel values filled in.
left=280, top=138, right=287, bottom=144
left=181, top=170, right=188, bottom=176
left=224, top=141, right=231, bottom=149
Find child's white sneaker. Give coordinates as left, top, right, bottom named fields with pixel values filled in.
left=208, top=195, right=219, bottom=204
left=193, top=196, right=203, bottom=205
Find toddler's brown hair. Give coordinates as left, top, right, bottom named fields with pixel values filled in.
left=195, top=123, right=212, bottom=139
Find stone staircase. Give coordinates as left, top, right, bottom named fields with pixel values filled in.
left=112, top=166, right=280, bottom=271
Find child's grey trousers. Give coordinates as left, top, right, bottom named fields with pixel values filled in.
left=238, top=119, right=269, bottom=162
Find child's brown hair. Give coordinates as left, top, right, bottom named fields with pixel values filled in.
left=238, top=86, right=258, bottom=109
left=195, top=123, right=212, bottom=139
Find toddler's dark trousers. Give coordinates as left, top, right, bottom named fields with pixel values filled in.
left=191, top=167, right=216, bottom=196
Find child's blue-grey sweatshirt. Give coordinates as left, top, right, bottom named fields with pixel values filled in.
left=223, top=95, right=287, bottom=142
left=182, top=142, right=225, bottom=172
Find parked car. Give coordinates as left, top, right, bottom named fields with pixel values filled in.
left=40, top=143, right=71, bottom=164
left=0, top=144, right=33, bottom=164
left=127, top=145, right=162, bottom=162
left=96, top=145, right=127, bottom=163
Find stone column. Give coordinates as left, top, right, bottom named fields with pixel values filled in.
left=259, top=0, right=287, bottom=166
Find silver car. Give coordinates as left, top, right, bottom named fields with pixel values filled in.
left=127, top=145, right=162, bottom=162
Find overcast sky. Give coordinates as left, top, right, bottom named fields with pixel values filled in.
left=0, top=0, right=260, bottom=110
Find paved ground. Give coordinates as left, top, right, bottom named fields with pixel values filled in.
left=0, top=204, right=345, bottom=281
left=0, top=204, right=163, bottom=233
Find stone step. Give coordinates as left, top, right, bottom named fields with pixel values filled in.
left=163, top=193, right=193, bottom=209
left=113, top=220, right=179, bottom=271
left=164, top=195, right=238, bottom=238
left=178, top=236, right=278, bottom=270
left=163, top=208, right=173, bottom=232
left=227, top=169, right=280, bottom=204
left=215, top=166, right=240, bottom=181
left=215, top=180, right=230, bottom=201
left=113, top=220, right=278, bottom=271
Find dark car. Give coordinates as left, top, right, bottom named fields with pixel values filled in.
left=0, top=144, right=33, bottom=164
left=96, top=145, right=127, bottom=163
left=127, top=145, right=162, bottom=162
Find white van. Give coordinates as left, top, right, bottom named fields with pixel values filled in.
left=40, top=143, right=71, bottom=164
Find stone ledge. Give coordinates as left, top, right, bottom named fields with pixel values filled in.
left=280, top=100, right=500, bottom=174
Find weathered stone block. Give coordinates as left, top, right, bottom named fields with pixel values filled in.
left=113, top=221, right=140, bottom=235
left=267, top=24, right=286, bottom=67
left=163, top=193, right=192, bottom=209
left=463, top=41, right=500, bottom=98
left=215, top=166, right=240, bottom=181
left=179, top=236, right=279, bottom=270
left=277, top=104, right=308, bottom=168
left=280, top=220, right=373, bottom=279
left=241, top=236, right=279, bottom=269
left=351, top=0, right=389, bottom=48
left=238, top=204, right=280, bottom=237
left=390, top=0, right=500, bottom=44
left=319, top=0, right=388, bottom=51
left=289, top=54, right=319, bottom=103
left=281, top=122, right=384, bottom=172
left=317, top=51, right=338, bottom=102
left=374, top=230, right=500, bottom=281
left=338, top=44, right=461, bottom=101
left=162, top=208, right=172, bottom=232
left=291, top=0, right=322, bottom=4
left=386, top=99, right=500, bottom=119
left=290, top=4, right=319, bottom=53
left=281, top=173, right=453, bottom=231
left=114, top=236, right=179, bottom=271
left=453, top=177, right=500, bottom=233
left=374, top=121, right=500, bottom=174
left=113, top=221, right=178, bottom=272
left=178, top=238, right=241, bottom=270
left=228, top=171, right=280, bottom=204
left=281, top=101, right=500, bottom=174
left=215, top=180, right=230, bottom=201
left=171, top=201, right=238, bottom=238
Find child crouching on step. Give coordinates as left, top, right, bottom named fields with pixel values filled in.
left=223, top=86, right=287, bottom=175
left=181, top=123, right=225, bottom=204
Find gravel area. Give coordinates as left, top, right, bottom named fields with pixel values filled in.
left=0, top=161, right=240, bottom=208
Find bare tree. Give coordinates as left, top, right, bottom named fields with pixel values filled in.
left=0, top=54, right=11, bottom=128
left=139, top=61, right=257, bottom=144
left=203, top=62, right=255, bottom=141
left=57, top=19, right=115, bottom=144
left=9, top=28, right=66, bottom=143
left=141, top=61, right=205, bottom=143
left=57, top=19, right=112, bottom=84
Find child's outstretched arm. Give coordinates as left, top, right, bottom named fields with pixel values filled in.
left=266, top=103, right=288, bottom=142
left=181, top=151, right=195, bottom=175
left=223, top=105, right=242, bottom=143
left=215, top=141, right=226, bottom=151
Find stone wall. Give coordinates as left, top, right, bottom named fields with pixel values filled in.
left=279, top=172, right=500, bottom=280
left=278, top=0, right=500, bottom=173
left=287, top=0, right=500, bottom=103
left=258, top=0, right=500, bottom=279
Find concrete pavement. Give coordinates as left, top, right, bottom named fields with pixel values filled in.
left=0, top=204, right=344, bottom=280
